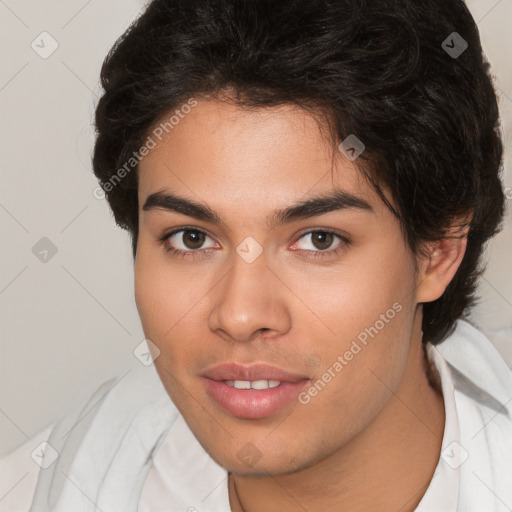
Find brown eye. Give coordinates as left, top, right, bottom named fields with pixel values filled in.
left=182, top=230, right=206, bottom=249
left=310, top=231, right=334, bottom=251
left=290, top=230, right=349, bottom=259
left=162, top=228, right=218, bottom=255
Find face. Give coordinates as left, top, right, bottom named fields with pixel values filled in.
left=134, top=98, right=420, bottom=476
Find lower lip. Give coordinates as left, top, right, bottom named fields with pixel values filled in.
left=202, top=378, right=310, bottom=419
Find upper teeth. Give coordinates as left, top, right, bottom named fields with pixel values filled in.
left=224, top=380, right=281, bottom=390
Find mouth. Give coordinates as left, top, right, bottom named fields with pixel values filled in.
left=201, top=362, right=310, bottom=419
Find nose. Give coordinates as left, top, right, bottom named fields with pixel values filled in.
left=207, top=251, right=292, bottom=343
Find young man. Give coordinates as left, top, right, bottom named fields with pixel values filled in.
left=1, top=0, right=511, bottom=511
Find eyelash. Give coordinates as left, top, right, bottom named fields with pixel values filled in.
left=157, top=227, right=350, bottom=260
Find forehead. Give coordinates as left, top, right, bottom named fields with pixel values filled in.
left=137, top=99, right=384, bottom=219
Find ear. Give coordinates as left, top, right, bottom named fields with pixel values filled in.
left=415, top=216, right=472, bottom=304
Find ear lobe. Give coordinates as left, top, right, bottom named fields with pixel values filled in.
left=416, top=223, right=470, bottom=304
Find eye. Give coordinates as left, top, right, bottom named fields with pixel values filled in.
left=290, top=230, right=349, bottom=258
left=158, top=227, right=349, bottom=260
left=159, top=228, right=218, bottom=257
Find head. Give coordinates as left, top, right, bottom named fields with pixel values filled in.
left=92, top=0, right=505, bottom=476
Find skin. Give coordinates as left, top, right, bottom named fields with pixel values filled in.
left=134, top=98, right=468, bottom=511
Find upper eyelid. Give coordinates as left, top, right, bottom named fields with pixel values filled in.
left=163, top=226, right=215, bottom=242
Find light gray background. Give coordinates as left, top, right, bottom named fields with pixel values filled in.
left=1, top=0, right=511, bottom=457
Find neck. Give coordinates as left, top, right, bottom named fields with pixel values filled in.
left=228, top=320, right=445, bottom=512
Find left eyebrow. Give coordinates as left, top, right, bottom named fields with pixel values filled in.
left=268, top=188, right=374, bottom=229
left=142, top=187, right=374, bottom=230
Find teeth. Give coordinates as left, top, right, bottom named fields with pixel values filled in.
left=224, top=380, right=282, bottom=389
left=234, top=380, right=251, bottom=389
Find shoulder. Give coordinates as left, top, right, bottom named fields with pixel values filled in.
left=434, top=319, right=512, bottom=510
left=0, top=363, right=179, bottom=512
left=436, top=319, right=512, bottom=407
left=0, top=424, right=54, bottom=512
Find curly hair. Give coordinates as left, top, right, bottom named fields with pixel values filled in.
left=92, top=0, right=505, bottom=345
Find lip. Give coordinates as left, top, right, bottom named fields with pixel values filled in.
left=201, top=362, right=310, bottom=419
left=201, top=362, right=309, bottom=382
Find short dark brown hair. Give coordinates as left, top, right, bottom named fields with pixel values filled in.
left=92, top=0, right=506, bottom=345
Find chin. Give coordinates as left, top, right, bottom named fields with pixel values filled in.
left=212, top=441, right=317, bottom=477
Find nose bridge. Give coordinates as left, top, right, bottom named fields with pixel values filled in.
left=208, top=248, right=291, bottom=342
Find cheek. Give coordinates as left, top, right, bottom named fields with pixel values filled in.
left=284, top=242, right=416, bottom=412
left=134, top=250, right=198, bottom=402
left=291, top=301, right=413, bottom=448
left=134, top=243, right=198, bottom=334
left=134, top=244, right=213, bottom=379
left=281, top=241, right=415, bottom=342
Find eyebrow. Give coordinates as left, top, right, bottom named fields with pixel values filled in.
left=142, top=188, right=374, bottom=230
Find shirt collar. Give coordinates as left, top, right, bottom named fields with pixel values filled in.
left=413, top=342, right=461, bottom=512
